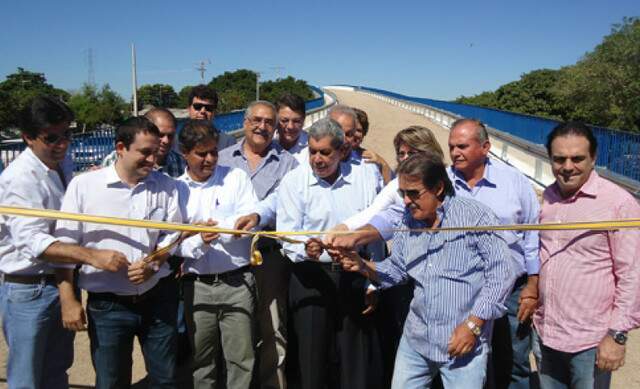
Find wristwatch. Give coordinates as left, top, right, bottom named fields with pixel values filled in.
left=608, top=329, right=628, bottom=345
left=465, top=319, right=482, bottom=337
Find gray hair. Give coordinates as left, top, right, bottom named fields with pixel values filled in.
left=308, top=118, right=344, bottom=149
left=450, top=118, right=489, bottom=143
left=245, top=100, right=277, bottom=121
left=328, top=104, right=357, bottom=123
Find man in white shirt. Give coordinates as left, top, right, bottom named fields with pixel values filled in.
left=55, top=117, right=183, bottom=387
left=0, top=96, right=129, bottom=389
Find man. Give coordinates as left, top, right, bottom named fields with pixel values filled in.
left=335, top=152, right=515, bottom=388
left=0, top=96, right=128, bottom=389
left=277, top=118, right=383, bottom=389
left=274, top=92, right=308, bottom=163
left=55, top=117, right=183, bottom=387
left=218, top=100, right=298, bottom=389
left=102, top=107, right=187, bottom=177
left=447, top=119, right=540, bottom=389
left=187, top=84, right=236, bottom=150
left=533, top=121, right=640, bottom=388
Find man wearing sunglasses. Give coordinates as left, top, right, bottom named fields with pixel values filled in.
left=187, top=84, right=236, bottom=151
left=0, top=96, right=131, bottom=388
left=335, top=152, right=514, bottom=388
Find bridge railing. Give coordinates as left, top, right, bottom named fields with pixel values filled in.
left=0, top=86, right=332, bottom=172
left=357, top=86, right=640, bottom=193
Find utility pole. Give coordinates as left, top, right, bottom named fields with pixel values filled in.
left=195, top=59, right=211, bottom=82
left=131, top=43, right=138, bottom=116
left=255, top=71, right=262, bottom=100
left=269, top=66, right=285, bottom=80
left=85, top=48, right=96, bottom=86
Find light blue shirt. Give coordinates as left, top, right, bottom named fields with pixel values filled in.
left=375, top=195, right=515, bottom=363
left=277, top=162, right=383, bottom=263
left=448, top=159, right=540, bottom=276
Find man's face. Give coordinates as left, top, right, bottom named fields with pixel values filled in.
left=151, top=115, right=176, bottom=163
left=188, top=97, right=216, bottom=121
left=308, top=136, right=345, bottom=182
left=330, top=112, right=356, bottom=154
left=398, top=174, right=442, bottom=222
left=23, top=121, right=72, bottom=169
left=184, top=138, right=218, bottom=182
left=550, top=134, right=595, bottom=198
left=277, top=106, right=305, bottom=147
left=448, top=123, right=490, bottom=175
left=116, top=131, right=160, bottom=181
left=243, top=104, right=276, bottom=151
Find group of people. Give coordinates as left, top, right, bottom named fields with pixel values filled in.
left=0, top=84, right=639, bottom=389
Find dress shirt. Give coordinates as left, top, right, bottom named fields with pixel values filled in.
left=375, top=195, right=514, bottom=363
left=0, top=148, right=73, bottom=275
left=533, top=171, right=640, bottom=353
left=277, top=162, right=382, bottom=263
left=448, top=159, right=540, bottom=276
left=55, top=165, right=182, bottom=295
left=275, top=131, right=308, bottom=164
left=102, top=149, right=186, bottom=178
left=343, top=177, right=401, bottom=230
left=218, top=140, right=298, bottom=229
left=175, top=166, right=258, bottom=274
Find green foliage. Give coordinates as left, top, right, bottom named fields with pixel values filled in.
left=68, top=83, right=128, bottom=131
left=177, top=85, right=193, bottom=108
left=0, top=68, right=69, bottom=133
left=455, top=17, right=640, bottom=132
left=260, top=76, right=315, bottom=103
left=138, top=83, right=178, bottom=108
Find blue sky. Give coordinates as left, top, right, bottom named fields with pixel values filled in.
left=0, top=0, right=637, bottom=101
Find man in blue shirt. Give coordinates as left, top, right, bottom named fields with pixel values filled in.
left=335, top=152, right=515, bottom=388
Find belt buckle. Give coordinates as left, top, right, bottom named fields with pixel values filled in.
left=330, top=262, right=342, bottom=272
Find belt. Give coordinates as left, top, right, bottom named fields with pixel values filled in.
left=256, top=239, right=282, bottom=254
left=316, top=261, right=344, bottom=273
left=183, top=265, right=250, bottom=284
left=1, top=273, right=56, bottom=285
left=88, top=275, right=170, bottom=305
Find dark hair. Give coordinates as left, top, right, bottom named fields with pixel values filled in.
left=353, top=108, right=369, bottom=135
left=276, top=93, right=306, bottom=118
left=115, top=117, right=160, bottom=149
left=546, top=121, right=597, bottom=157
left=19, top=96, right=74, bottom=139
left=397, top=152, right=454, bottom=199
left=179, top=119, right=219, bottom=153
left=144, top=107, right=177, bottom=128
left=188, top=84, right=219, bottom=109
left=451, top=118, right=489, bottom=143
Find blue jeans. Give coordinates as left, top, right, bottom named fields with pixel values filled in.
left=532, top=329, right=611, bottom=389
left=490, top=275, right=532, bottom=389
left=87, top=277, right=178, bottom=389
left=0, top=280, right=74, bottom=389
left=392, top=334, right=488, bottom=389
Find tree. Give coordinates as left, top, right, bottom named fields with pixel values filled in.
left=137, top=83, right=178, bottom=109
left=177, top=85, right=194, bottom=108
left=68, top=83, right=128, bottom=131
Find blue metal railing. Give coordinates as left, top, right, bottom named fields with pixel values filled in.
left=359, top=86, right=640, bottom=183
left=1, top=87, right=326, bottom=172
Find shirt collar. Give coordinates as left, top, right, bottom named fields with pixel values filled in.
left=233, top=139, right=282, bottom=162
left=179, top=166, right=222, bottom=188
left=309, top=161, right=352, bottom=188
left=451, top=158, right=495, bottom=189
left=549, top=169, right=599, bottom=201
left=106, top=163, right=158, bottom=187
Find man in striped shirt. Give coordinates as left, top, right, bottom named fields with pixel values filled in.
left=336, top=152, right=515, bottom=389
left=533, top=122, right=640, bottom=389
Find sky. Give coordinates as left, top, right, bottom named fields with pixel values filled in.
left=0, top=0, right=637, bottom=101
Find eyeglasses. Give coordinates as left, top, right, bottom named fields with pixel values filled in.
left=192, top=103, right=215, bottom=112
left=39, top=130, right=73, bottom=145
left=246, top=116, right=275, bottom=128
left=397, top=188, right=428, bottom=201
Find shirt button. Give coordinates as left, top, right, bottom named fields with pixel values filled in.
left=428, top=263, right=433, bottom=267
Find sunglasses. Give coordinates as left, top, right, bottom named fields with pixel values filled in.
left=39, top=130, right=73, bottom=145
left=192, top=103, right=215, bottom=112
left=397, top=188, right=428, bottom=201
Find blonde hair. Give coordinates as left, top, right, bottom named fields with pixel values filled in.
left=393, top=125, right=444, bottom=159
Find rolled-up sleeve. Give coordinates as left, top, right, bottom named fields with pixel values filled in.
left=276, top=175, right=306, bottom=262
left=375, top=229, right=410, bottom=289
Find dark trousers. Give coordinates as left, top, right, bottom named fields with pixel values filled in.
left=288, top=261, right=382, bottom=389
left=87, top=276, right=178, bottom=389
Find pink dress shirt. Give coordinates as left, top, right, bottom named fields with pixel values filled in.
left=533, top=171, right=640, bottom=353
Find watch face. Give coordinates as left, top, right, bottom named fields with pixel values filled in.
left=615, top=333, right=627, bottom=344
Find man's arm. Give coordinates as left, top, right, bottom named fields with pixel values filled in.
left=518, top=179, right=542, bottom=322
left=55, top=268, right=86, bottom=331
left=42, top=241, right=129, bottom=271
left=276, top=174, right=307, bottom=262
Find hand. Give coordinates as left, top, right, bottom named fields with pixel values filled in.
left=128, top=260, right=159, bottom=285
left=336, top=250, right=366, bottom=273
left=362, top=150, right=383, bottom=166
left=61, top=297, right=86, bottom=331
left=89, top=249, right=129, bottom=272
left=323, top=223, right=349, bottom=247
left=305, top=238, right=324, bottom=260
left=362, top=288, right=379, bottom=315
left=596, top=335, right=626, bottom=371
left=234, top=213, right=260, bottom=238
left=448, top=321, right=479, bottom=357
left=517, top=275, right=539, bottom=322
left=199, top=219, right=220, bottom=244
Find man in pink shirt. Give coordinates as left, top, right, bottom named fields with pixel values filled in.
left=533, top=121, right=640, bottom=388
